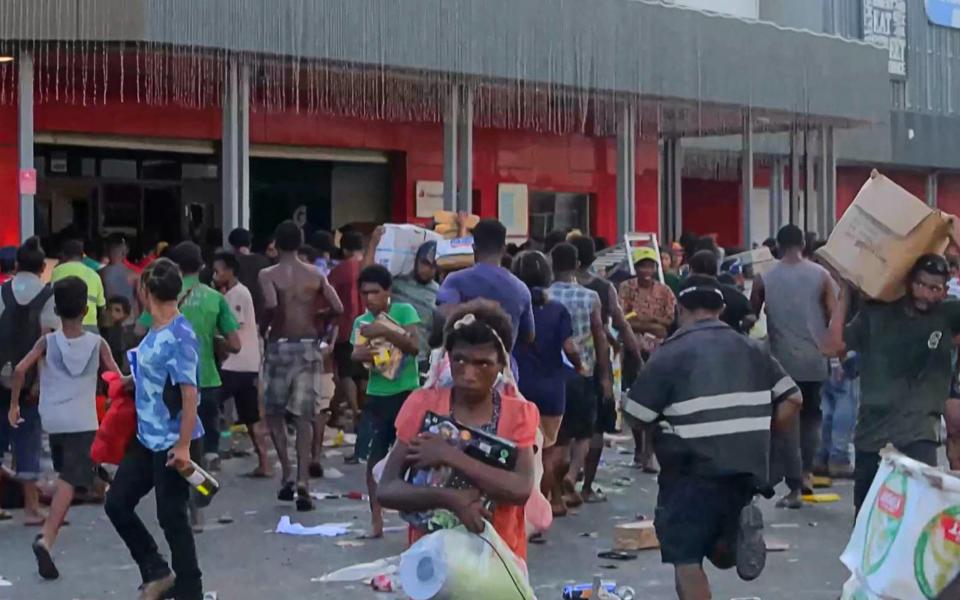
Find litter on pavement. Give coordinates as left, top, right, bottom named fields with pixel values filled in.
left=275, top=516, right=353, bottom=537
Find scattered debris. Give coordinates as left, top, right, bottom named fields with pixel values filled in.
left=311, top=556, right=400, bottom=583
left=769, top=522, right=799, bottom=529
left=0, top=576, right=11, bottom=586
left=324, top=467, right=345, bottom=479
left=802, top=493, right=840, bottom=503
left=370, top=574, right=398, bottom=592
left=765, top=539, right=790, bottom=552
left=243, top=510, right=258, bottom=516
left=597, top=551, right=637, bottom=561
left=336, top=540, right=366, bottom=548
left=613, top=520, right=659, bottom=551
left=275, top=516, right=352, bottom=537
left=217, top=514, right=234, bottom=525
left=580, top=532, right=598, bottom=538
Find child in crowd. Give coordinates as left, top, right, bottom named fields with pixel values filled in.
left=8, top=276, right=120, bottom=580
left=350, top=264, right=421, bottom=537
left=102, top=295, right=137, bottom=372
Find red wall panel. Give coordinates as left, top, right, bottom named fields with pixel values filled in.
left=836, top=167, right=928, bottom=219
left=0, top=103, right=18, bottom=247
left=938, top=174, right=960, bottom=217
left=681, top=178, right=741, bottom=247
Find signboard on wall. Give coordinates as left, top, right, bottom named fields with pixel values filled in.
left=666, top=0, right=758, bottom=20
left=863, top=0, right=907, bottom=77
left=497, top=183, right=529, bottom=237
left=925, top=0, right=960, bottom=29
left=415, top=181, right=444, bottom=218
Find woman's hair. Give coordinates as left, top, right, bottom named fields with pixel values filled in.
left=511, top=250, right=552, bottom=306
left=141, top=257, right=183, bottom=302
left=443, top=303, right=515, bottom=365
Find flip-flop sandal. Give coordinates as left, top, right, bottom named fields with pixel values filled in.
left=32, top=535, right=59, bottom=580
left=528, top=533, right=547, bottom=545
left=295, top=488, right=314, bottom=512
left=277, top=481, right=296, bottom=502
left=309, top=463, right=324, bottom=478
left=597, top=550, right=637, bottom=561
left=242, top=469, right=272, bottom=479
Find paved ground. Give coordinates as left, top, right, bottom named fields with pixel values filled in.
left=0, top=437, right=857, bottom=600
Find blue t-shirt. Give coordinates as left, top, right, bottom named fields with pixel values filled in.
left=515, top=300, right=573, bottom=417
left=135, top=315, right=204, bottom=451
left=437, top=262, right=535, bottom=349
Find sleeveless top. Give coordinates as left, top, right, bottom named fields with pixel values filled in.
left=762, top=259, right=832, bottom=382
left=39, top=330, right=102, bottom=433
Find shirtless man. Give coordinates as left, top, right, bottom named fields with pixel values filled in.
left=259, top=221, right=343, bottom=511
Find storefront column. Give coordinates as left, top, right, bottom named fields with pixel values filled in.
left=817, top=126, right=832, bottom=237
left=789, top=126, right=800, bottom=225
left=741, top=110, right=753, bottom=247
left=804, top=129, right=815, bottom=233
left=456, top=85, right=473, bottom=214
left=238, top=63, right=250, bottom=230
left=769, top=157, right=783, bottom=237
left=442, top=85, right=458, bottom=212
left=926, top=172, right=939, bottom=208
left=18, top=50, right=34, bottom=241
left=659, top=137, right=681, bottom=242
left=824, top=126, right=837, bottom=231
left=221, top=58, right=240, bottom=242
left=617, top=103, right=636, bottom=239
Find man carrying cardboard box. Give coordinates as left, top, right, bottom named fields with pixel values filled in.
left=822, top=253, right=960, bottom=515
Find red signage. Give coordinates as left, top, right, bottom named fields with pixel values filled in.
left=19, top=168, right=37, bottom=195
left=877, top=485, right=905, bottom=519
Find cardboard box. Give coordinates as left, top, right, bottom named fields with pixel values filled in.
left=816, top=170, right=952, bottom=302
left=730, top=246, right=775, bottom=278
left=374, top=224, right=442, bottom=276
left=436, top=236, right=475, bottom=271
left=612, top=520, right=659, bottom=551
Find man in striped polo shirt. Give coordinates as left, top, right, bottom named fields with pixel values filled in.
left=625, top=275, right=802, bottom=600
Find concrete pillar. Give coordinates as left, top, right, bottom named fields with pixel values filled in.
left=824, top=126, right=837, bottom=232
left=926, top=172, right=939, bottom=208
left=221, top=58, right=240, bottom=244
left=789, top=127, right=800, bottom=225
left=769, top=157, right=783, bottom=239
left=617, top=104, right=637, bottom=239
left=456, top=85, right=473, bottom=214
left=18, top=50, right=34, bottom=241
left=818, top=127, right=830, bottom=238
left=741, top=110, right=754, bottom=247
left=804, top=129, right=816, bottom=233
left=238, top=63, right=251, bottom=230
left=442, top=85, right=459, bottom=212
left=659, top=137, right=682, bottom=241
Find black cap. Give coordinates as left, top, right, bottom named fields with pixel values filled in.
left=678, top=275, right=725, bottom=311
left=911, top=254, right=949, bottom=279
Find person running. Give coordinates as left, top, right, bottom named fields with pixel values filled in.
left=378, top=303, right=539, bottom=561
left=437, top=219, right=535, bottom=370
left=7, top=276, right=120, bottom=580
left=104, top=258, right=205, bottom=600
left=625, top=275, right=802, bottom=600
left=548, top=243, right=611, bottom=510
left=0, top=238, right=57, bottom=525
left=139, top=242, right=241, bottom=474
left=329, top=230, right=367, bottom=447
left=259, top=221, right=343, bottom=511
left=52, top=238, right=106, bottom=333
left=350, top=264, right=421, bottom=537
left=512, top=250, right=583, bottom=516
left=99, top=233, right=139, bottom=323
left=822, top=254, right=960, bottom=514
left=212, top=251, right=272, bottom=479
left=751, top=224, right=836, bottom=508
left=619, top=246, right=676, bottom=472
left=568, top=235, right=639, bottom=503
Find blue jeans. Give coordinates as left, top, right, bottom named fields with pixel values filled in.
left=817, top=377, right=859, bottom=467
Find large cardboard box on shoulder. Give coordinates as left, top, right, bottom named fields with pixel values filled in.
left=816, top=170, right=952, bottom=302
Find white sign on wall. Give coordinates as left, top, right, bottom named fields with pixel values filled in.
left=665, top=0, right=758, bottom=20
left=415, top=181, right=444, bottom=218
left=863, top=0, right=907, bottom=78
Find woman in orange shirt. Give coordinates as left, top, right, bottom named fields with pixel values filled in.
left=377, top=303, right=539, bottom=561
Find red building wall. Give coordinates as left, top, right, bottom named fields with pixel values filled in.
left=0, top=103, right=18, bottom=247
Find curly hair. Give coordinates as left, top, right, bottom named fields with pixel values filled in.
left=443, top=302, right=515, bottom=365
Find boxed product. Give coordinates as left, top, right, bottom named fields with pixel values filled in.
left=436, top=236, right=475, bottom=271
left=374, top=224, right=442, bottom=276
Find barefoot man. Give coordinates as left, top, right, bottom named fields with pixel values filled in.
left=259, top=221, right=343, bottom=511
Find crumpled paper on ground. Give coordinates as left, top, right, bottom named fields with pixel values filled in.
left=274, top=516, right=352, bottom=537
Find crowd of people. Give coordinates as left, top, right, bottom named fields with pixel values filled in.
left=1, top=216, right=960, bottom=600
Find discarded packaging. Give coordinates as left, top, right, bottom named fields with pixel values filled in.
left=274, top=516, right=352, bottom=537
left=398, top=522, right=535, bottom=599
left=312, top=556, right=400, bottom=583
left=370, top=574, right=397, bottom=592
left=802, top=493, right=841, bottom=503
left=840, top=448, right=960, bottom=599
left=612, top=520, right=660, bottom=551
left=817, top=170, right=952, bottom=302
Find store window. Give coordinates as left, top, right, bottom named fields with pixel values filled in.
left=529, top=191, right=591, bottom=241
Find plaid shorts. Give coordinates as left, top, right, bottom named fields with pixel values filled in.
left=263, top=340, right=324, bottom=418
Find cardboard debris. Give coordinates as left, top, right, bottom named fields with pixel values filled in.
left=612, top=520, right=660, bottom=551
left=765, top=538, right=790, bottom=552
left=817, top=170, right=952, bottom=302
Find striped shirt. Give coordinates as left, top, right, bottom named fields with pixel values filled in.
left=624, top=319, right=799, bottom=483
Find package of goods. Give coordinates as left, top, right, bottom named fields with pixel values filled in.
left=375, top=224, right=443, bottom=276
left=729, top=247, right=775, bottom=278
left=816, top=170, right=952, bottom=302
left=840, top=448, right=960, bottom=599
left=354, top=312, right=408, bottom=380
left=436, top=237, right=474, bottom=271
left=613, top=520, right=660, bottom=551
left=398, top=522, right=535, bottom=600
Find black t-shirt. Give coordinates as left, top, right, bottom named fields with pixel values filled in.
left=719, top=284, right=751, bottom=333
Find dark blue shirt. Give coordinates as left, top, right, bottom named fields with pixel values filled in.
left=515, top=300, right=573, bottom=417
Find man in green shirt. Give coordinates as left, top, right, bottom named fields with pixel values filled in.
left=138, top=242, right=241, bottom=470
left=51, top=239, right=105, bottom=331
left=350, top=264, right=420, bottom=537
left=823, top=254, right=960, bottom=514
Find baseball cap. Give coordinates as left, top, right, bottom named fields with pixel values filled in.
left=677, top=275, right=725, bottom=311
left=631, top=246, right=659, bottom=265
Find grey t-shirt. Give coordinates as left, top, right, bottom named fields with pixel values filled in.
left=762, top=259, right=833, bottom=383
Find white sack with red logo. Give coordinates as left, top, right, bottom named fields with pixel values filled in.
left=840, top=448, right=960, bottom=599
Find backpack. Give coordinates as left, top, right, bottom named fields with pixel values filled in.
left=0, top=280, right=54, bottom=389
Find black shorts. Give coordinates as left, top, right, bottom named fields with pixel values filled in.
left=557, top=374, right=597, bottom=443
left=654, top=474, right=754, bottom=565
left=594, top=375, right=618, bottom=435
left=362, top=392, right=409, bottom=465
left=334, top=342, right=369, bottom=381
left=221, top=370, right=260, bottom=425
left=50, top=431, right=97, bottom=491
